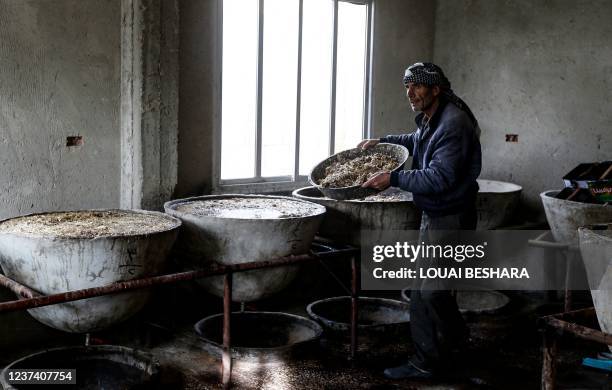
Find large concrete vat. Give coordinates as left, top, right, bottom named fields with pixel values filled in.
left=293, top=179, right=521, bottom=244
left=578, top=225, right=612, bottom=351
left=0, top=210, right=181, bottom=333
left=164, top=195, right=325, bottom=302
left=476, top=179, right=522, bottom=230
left=541, top=190, right=612, bottom=245
left=292, top=186, right=421, bottom=246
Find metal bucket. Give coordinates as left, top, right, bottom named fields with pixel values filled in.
left=292, top=186, right=420, bottom=246
left=476, top=179, right=522, bottom=229
left=400, top=287, right=510, bottom=315
left=0, top=210, right=181, bottom=333
left=541, top=190, right=612, bottom=245
left=0, top=345, right=160, bottom=389
left=164, top=195, right=325, bottom=302
left=307, top=296, right=411, bottom=357
left=194, top=311, right=322, bottom=364
left=578, top=224, right=612, bottom=351
left=308, top=143, right=410, bottom=200
left=307, top=296, right=410, bottom=335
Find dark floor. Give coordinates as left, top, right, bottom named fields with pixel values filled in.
left=1, top=262, right=611, bottom=389
left=137, top=288, right=611, bottom=390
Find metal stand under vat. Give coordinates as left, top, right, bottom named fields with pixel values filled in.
left=218, top=242, right=360, bottom=389
left=528, top=231, right=579, bottom=312
left=0, top=240, right=360, bottom=389
left=538, top=307, right=612, bottom=390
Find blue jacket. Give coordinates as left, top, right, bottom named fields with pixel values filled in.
left=381, top=98, right=481, bottom=217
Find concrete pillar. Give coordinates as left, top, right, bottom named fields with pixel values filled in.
left=120, top=0, right=179, bottom=210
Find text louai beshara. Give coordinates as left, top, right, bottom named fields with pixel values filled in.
left=370, top=241, right=530, bottom=280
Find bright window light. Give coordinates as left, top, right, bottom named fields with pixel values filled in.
left=335, top=1, right=367, bottom=153
left=221, top=0, right=258, bottom=180
left=220, top=0, right=371, bottom=183
left=261, top=0, right=299, bottom=177
left=298, top=0, right=334, bottom=175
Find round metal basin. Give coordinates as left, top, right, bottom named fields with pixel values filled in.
left=194, top=311, right=322, bottom=364
left=308, top=143, right=410, bottom=200
left=578, top=224, right=612, bottom=350
left=292, top=186, right=420, bottom=246
left=165, top=195, right=325, bottom=302
left=0, top=345, right=159, bottom=389
left=541, top=190, right=612, bottom=245
left=307, top=296, right=410, bottom=335
left=0, top=210, right=181, bottom=333
left=476, top=179, right=522, bottom=230
left=401, top=288, right=510, bottom=315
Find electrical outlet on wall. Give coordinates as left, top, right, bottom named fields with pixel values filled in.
left=66, top=136, right=84, bottom=147
left=505, top=134, right=518, bottom=142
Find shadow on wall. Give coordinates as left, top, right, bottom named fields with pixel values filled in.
left=0, top=287, right=73, bottom=364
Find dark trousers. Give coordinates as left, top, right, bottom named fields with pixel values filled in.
left=410, top=207, right=476, bottom=371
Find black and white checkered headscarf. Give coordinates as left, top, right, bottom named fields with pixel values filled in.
left=403, top=62, right=478, bottom=128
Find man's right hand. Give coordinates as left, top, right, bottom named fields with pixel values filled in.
left=357, top=139, right=380, bottom=150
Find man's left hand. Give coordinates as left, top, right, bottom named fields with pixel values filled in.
left=362, top=171, right=391, bottom=190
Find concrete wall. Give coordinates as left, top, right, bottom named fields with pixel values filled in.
left=0, top=0, right=122, bottom=354
left=433, top=0, right=612, bottom=219
left=175, top=0, right=218, bottom=197
left=370, top=0, right=435, bottom=138
left=175, top=0, right=436, bottom=196
left=121, top=0, right=180, bottom=210
left=0, top=0, right=121, bottom=219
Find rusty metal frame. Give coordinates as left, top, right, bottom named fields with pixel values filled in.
left=538, top=307, right=612, bottom=390
left=0, top=274, right=41, bottom=299
left=0, top=242, right=360, bottom=389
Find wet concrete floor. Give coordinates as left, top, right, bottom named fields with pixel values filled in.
left=2, top=272, right=611, bottom=389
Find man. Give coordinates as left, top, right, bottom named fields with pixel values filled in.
left=359, top=62, right=481, bottom=380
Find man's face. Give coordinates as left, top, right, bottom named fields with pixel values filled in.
left=405, top=82, right=438, bottom=112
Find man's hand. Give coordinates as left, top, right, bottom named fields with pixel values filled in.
left=362, top=171, right=391, bottom=190
left=357, top=139, right=380, bottom=150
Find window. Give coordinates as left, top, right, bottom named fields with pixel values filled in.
left=218, top=0, right=372, bottom=190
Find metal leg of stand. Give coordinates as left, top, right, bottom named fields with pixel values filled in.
left=222, top=273, right=233, bottom=389
left=563, top=251, right=572, bottom=312
left=541, top=329, right=557, bottom=390
left=350, top=255, right=359, bottom=361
